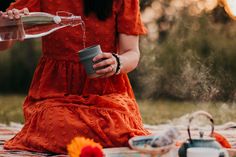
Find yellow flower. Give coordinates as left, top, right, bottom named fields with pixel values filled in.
left=67, top=137, right=103, bottom=157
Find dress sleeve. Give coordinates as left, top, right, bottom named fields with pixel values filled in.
left=7, top=0, right=41, bottom=12
left=117, top=0, right=147, bottom=35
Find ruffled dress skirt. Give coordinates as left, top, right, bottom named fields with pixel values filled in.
left=4, top=53, right=149, bottom=154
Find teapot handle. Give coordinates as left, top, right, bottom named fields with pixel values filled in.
left=187, top=111, right=214, bottom=143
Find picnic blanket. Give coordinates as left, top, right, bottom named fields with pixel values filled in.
left=0, top=120, right=235, bottom=157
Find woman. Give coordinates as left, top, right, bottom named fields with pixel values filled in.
left=0, top=0, right=149, bottom=154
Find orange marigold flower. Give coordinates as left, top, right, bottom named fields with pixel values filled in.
left=67, top=137, right=103, bottom=157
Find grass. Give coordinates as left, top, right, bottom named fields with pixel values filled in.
left=0, top=95, right=236, bottom=125
left=0, top=95, right=25, bottom=124
left=138, top=99, right=236, bottom=125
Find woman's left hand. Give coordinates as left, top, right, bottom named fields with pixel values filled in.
left=93, top=52, right=117, bottom=78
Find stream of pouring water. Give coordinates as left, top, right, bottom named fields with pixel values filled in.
left=80, top=20, right=86, bottom=49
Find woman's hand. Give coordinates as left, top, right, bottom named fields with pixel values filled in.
left=91, top=34, right=140, bottom=78
left=1, top=8, right=29, bottom=19
left=0, top=8, right=29, bottom=51
left=93, top=52, right=117, bottom=78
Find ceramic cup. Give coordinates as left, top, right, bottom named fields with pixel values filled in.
left=78, top=45, right=102, bottom=78
left=187, top=147, right=229, bottom=157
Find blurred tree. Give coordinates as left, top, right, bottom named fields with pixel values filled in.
left=140, top=0, right=153, bottom=10
left=0, top=40, right=41, bottom=93
left=212, top=6, right=231, bottom=24
left=135, top=1, right=236, bottom=101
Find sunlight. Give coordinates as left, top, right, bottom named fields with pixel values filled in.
left=227, top=0, right=236, bottom=15
left=221, top=0, right=236, bottom=20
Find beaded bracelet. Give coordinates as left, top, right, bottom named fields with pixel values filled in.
left=112, top=53, right=122, bottom=75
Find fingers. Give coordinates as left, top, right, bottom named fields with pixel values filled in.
left=97, top=65, right=116, bottom=78
left=92, top=52, right=117, bottom=78
left=7, top=10, right=14, bottom=19
left=93, top=53, right=112, bottom=62
left=93, top=53, right=115, bottom=68
left=2, top=8, right=29, bottom=19
left=3, top=9, right=19, bottom=19
left=19, top=8, right=29, bottom=15
left=12, top=9, right=20, bottom=19
left=93, top=58, right=115, bottom=70
left=96, top=64, right=115, bottom=74
left=1, top=12, right=8, bottom=18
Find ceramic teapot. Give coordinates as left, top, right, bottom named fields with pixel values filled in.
left=178, top=111, right=228, bottom=157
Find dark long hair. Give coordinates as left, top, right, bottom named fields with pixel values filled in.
left=83, top=0, right=113, bottom=21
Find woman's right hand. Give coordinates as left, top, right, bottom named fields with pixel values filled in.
left=1, top=8, right=29, bottom=19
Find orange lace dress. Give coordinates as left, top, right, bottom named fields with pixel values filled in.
left=4, top=0, right=150, bottom=154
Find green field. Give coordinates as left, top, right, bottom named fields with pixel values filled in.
left=139, top=100, right=236, bottom=125
left=0, top=95, right=236, bottom=125
left=0, top=95, right=25, bottom=124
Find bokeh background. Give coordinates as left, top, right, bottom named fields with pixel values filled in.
left=0, top=0, right=236, bottom=125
